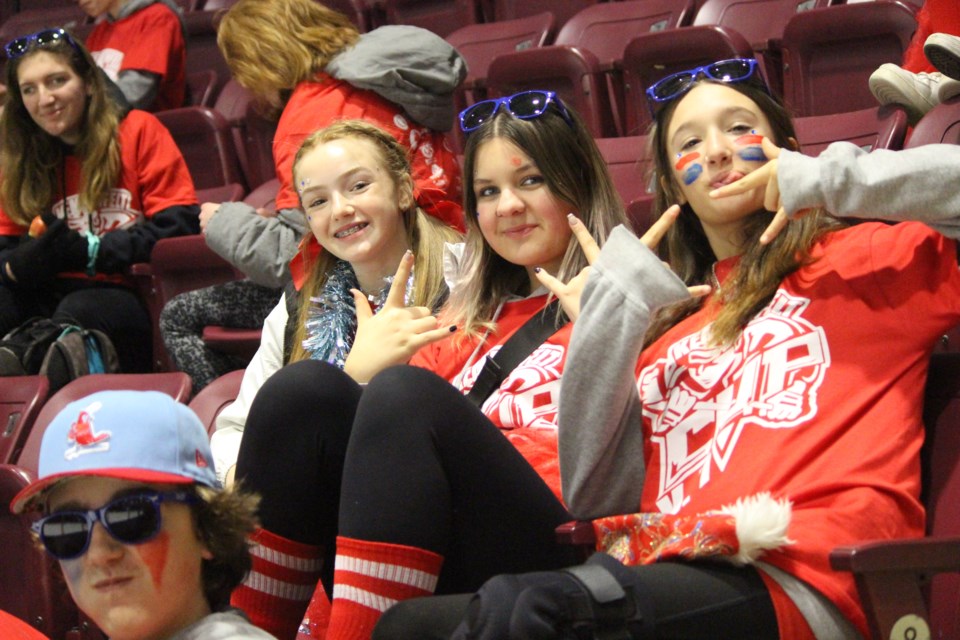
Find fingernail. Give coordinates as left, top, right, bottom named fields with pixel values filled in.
left=448, top=325, right=457, bottom=332
left=404, top=249, right=413, bottom=258
left=567, top=213, right=578, bottom=224
left=534, top=266, right=541, bottom=273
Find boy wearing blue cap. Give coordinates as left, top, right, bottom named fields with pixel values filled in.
left=10, top=390, right=275, bottom=640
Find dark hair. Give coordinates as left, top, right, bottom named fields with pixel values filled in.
left=192, top=485, right=260, bottom=611
left=450, top=101, right=627, bottom=336
left=0, top=31, right=121, bottom=225
left=646, top=78, right=842, bottom=346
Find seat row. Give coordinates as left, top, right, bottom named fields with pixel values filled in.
left=446, top=0, right=918, bottom=143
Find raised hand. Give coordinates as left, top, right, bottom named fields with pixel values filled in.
left=533, top=214, right=599, bottom=321
left=535, top=210, right=710, bottom=322
left=343, top=250, right=455, bottom=383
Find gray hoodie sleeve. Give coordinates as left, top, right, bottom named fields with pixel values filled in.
left=779, top=142, right=960, bottom=238
left=204, top=203, right=307, bottom=288
left=559, top=226, right=691, bottom=519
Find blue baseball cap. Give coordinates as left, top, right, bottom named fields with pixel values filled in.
left=11, top=390, right=220, bottom=514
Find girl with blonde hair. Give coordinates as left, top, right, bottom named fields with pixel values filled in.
left=160, top=0, right=466, bottom=391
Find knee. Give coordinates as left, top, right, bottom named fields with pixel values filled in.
left=249, top=360, right=361, bottom=430
left=365, top=365, right=449, bottom=406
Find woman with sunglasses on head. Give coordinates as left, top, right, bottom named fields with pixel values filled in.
left=158, top=0, right=464, bottom=393
left=223, top=91, right=675, bottom=640
left=0, top=28, right=198, bottom=374
left=384, top=59, right=960, bottom=640
left=10, top=390, right=274, bottom=639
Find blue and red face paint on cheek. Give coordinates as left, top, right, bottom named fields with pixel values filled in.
left=735, top=132, right=766, bottom=162
left=675, top=152, right=702, bottom=186
left=675, top=132, right=767, bottom=186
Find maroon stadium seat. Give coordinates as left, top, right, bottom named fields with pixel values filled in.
left=780, top=0, right=917, bottom=116
left=0, top=376, right=49, bottom=464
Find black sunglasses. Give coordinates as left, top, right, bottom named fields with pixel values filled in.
left=645, top=58, right=765, bottom=115
left=33, top=490, right=198, bottom=560
left=4, top=28, right=79, bottom=60
left=459, top=90, right=573, bottom=134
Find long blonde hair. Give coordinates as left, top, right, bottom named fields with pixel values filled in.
left=287, top=120, right=461, bottom=363
left=446, top=104, right=628, bottom=338
left=217, top=0, right=360, bottom=111
left=646, top=79, right=843, bottom=347
left=1, top=34, right=120, bottom=226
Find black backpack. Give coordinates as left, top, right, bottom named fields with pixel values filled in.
left=0, top=318, right=120, bottom=393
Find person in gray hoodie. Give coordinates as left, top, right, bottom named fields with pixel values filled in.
left=159, top=0, right=465, bottom=392
left=80, top=0, right=186, bottom=111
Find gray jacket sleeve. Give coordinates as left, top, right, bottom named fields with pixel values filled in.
left=559, top=226, right=691, bottom=519
left=204, top=203, right=307, bottom=288
left=115, top=69, right=160, bottom=111
left=779, top=142, right=960, bottom=238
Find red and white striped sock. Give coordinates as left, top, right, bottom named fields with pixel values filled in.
left=325, top=536, right=443, bottom=640
left=231, top=528, right=324, bottom=640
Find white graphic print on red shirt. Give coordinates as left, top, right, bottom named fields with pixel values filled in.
left=53, top=189, right=142, bottom=236
left=453, top=343, right=565, bottom=431
left=639, top=290, right=831, bottom=514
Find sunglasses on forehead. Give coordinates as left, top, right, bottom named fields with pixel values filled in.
left=4, top=28, right=79, bottom=60
left=459, top=90, right=573, bottom=134
left=32, top=490, right=198, bottom=560
left=645, top=58, right=766, bottom=116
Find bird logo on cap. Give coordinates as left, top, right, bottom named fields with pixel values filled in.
left=64, top=401, right=111, bottom=460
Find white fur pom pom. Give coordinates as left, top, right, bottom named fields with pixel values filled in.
left=719, top=492, right=794, bottom=565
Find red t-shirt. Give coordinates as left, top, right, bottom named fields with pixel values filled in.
left=275, top=73, right=462, bottom=229
left=635, top=222, right=960, bottom=636
left=86, top=3, right=186, bottom=111
left=0, top=110, right=197, bottom=281
left=412, top=294, right=572, bottom=500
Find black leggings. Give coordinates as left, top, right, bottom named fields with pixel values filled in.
left=236, top=361, right=577, bottom=595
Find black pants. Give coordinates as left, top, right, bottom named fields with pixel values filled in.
left=374, top=558, right=780, bottom=639
left=236, top=361, right=577, bottom=596
left=0, top=280, right=152, bottom=372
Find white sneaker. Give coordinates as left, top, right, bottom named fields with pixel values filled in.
left=939, top=77, right=960, bottom=103
left=925, top=33, right=960, bottom=81
left=869, top=63, right=942, bottom=124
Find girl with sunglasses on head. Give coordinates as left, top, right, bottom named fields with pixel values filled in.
left=10, top=390, right=274, bottom=640
left=158, top=0, right=465, bottom=394
left=382, top=58, right=960, bottom=639
left=222, top=91, right=680, bottom=640
left=0, top=29, right=198, bottom=374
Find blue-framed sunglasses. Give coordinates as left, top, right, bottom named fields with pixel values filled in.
left=4, top=28, right=78, bottom=60
left=459, top=90, right=573, bottom=134
left=645, top=58, right=765, bottom=115
left=32, top=490, right=198, bottom=560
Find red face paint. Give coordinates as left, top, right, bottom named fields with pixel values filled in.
left=136, top=530, right=170, bottom=589
left=510, top=156, right=522, bottom=167
left=735, top=134, right=764, bottom=147
left=674, top=152, right=700, bottom=171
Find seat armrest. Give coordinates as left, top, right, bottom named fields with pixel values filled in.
left=830, top=536, right=960, bottom=574
left=829, top=536, right=960, bottom=639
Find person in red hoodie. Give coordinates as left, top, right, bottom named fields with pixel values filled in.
left=79, top=0, right=186, bottom=111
